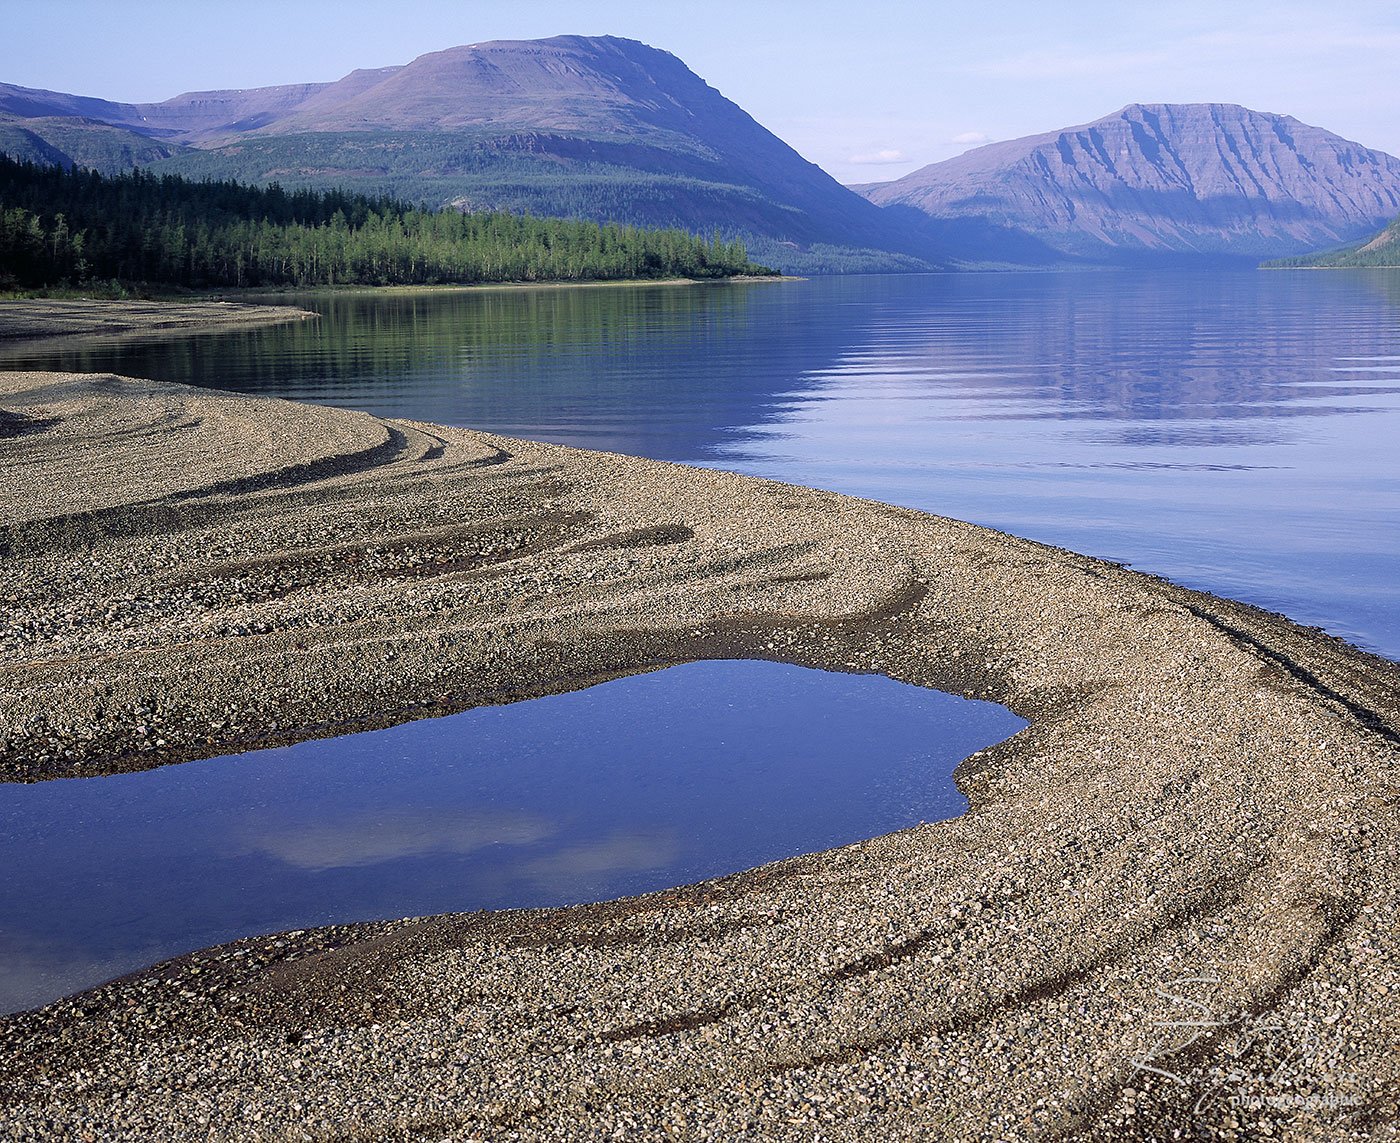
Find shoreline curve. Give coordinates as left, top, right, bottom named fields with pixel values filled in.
left=0, top=370, right=1396, bottom=1140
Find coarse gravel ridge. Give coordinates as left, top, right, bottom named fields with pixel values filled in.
left=0, top=369, right=1396, bottom=1141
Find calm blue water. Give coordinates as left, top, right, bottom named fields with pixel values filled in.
left=7, top=270, right=1398, bottom=656
left=0, top=662, right=1023, bottom=1013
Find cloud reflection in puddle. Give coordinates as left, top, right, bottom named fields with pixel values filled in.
left=520, top=830, right=682, bottom=893
left=241, top=807, right=555, bottom=871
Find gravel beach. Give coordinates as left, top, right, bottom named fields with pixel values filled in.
left=0, top=368, right=1396, bottom=1141
left=0, top=299, right=315, bottom=345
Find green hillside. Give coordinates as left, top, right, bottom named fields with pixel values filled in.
left=150, top=130, right=930, bottom=274
left=0, top=115, right=184, bottom=175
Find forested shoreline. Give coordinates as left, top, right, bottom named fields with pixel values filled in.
left=1264, top=215, right=1400, bottom=268
left=0, top=157, right=773, bottom=289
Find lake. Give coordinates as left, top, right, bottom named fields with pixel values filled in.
left=7, top=269, right=1397, bottom=657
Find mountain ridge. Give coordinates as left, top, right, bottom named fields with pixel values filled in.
left=7, top=49, right=1400, bottom=270
left=856, top=102, right=1400, bottom=261
left=0, top=37, right=939, bottom=274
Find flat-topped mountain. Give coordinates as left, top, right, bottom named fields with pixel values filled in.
left=1, top=38, right=767, bottom=146
left=856, top=103, right=1400, bottom=262
left=201, top=38, right=741, bottom=141
left=11, top=53, right=1400, bottom=270
left=0, top=80, right=325, bottom=143
left=0, top=37, right=937, bottom=273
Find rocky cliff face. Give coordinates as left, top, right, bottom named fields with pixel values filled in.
left=858, top=104, right=1400, bottom=259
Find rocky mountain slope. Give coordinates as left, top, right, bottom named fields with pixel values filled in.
left=0, top=38, right=938, bottom=274
left=856, top=103, right=1400, bottom=262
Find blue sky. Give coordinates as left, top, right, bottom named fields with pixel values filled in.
left=4, top=1, right=1398, bottom=183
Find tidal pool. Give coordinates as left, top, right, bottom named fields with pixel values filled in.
left=0, top=659, right=1024, bottom=1014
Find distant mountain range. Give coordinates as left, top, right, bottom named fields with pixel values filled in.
left=5, top=41, right=1400, bottom=272
left=855, top=104, right=1400, bottom=263
left=0, top=37, right=937, bottom=274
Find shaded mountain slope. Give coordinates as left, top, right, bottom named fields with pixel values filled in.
left=857, top=103, right=1400, bottom=262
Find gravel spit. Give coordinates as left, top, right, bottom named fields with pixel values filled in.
left=0, top=369, right=1396, bottom=1141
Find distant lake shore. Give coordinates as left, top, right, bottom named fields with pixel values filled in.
left=0, top=277, right=796, bottom=344
left=229, top=272, right=797, bottom=299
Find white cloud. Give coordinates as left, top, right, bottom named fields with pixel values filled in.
left=1189, top=25, right=1400, bottom=56
left=848, top=148, right=907, bottom=165
left=951, top=131, right=992, bottom=145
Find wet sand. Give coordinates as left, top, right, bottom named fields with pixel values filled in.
left=0, top=370, right=1396, bottom=1140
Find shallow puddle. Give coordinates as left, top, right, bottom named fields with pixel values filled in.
left=0, top=659, right=1025, bottom=1013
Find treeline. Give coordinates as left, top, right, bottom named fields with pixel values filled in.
left=0, top=156, right=773, bottom=289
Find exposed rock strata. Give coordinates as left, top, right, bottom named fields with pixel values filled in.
left=0, top=371, right=1396, bottom=1140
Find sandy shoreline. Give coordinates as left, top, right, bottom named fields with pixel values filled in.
left=0, top=369, right=1396, bottom=1139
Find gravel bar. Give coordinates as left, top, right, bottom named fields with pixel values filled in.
left=0, top=370, right=1396, bottom=1141
left=0, top=298, right=315, bottom=345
